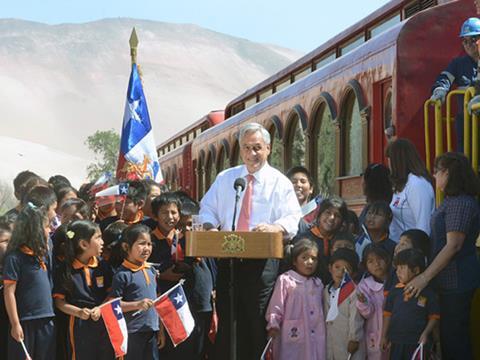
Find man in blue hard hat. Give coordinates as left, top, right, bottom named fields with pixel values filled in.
left=430, top=17, right=480, bottom=152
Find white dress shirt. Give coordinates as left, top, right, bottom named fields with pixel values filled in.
left=199, top=163, right=301, bottom=238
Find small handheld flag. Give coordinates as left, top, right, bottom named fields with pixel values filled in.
left=260, top=337, right=273, bottom=360
left=411, top=343, right=424, bottom=360
left=117, top=63, right=162, bottom=183
left=100, top=298, right=128, bottom=357
left=155, top=284, right=194, bottom=346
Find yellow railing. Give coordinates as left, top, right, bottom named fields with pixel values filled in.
left=424, top=86, right=478, bottom=203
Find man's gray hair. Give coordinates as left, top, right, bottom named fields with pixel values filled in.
left=239, top=122, right=271, bottom=145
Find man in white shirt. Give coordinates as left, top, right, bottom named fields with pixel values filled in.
left=200, top=122, right=301, bottom=359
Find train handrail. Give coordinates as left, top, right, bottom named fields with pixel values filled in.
left=445, top=89, right=466, bottom=152
left=423, top=98, right=442, bottom=172
left=464, top=87, right=476, bottom=160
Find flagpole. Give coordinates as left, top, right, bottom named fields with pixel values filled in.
left=130, top=27, right=138, bottom=66
left=20, top=339, right=32, bottom=360
left=132, top=279, right=186, bottom=316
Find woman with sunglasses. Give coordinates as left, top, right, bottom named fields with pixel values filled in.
left=430, top=17, right=480, bottom=152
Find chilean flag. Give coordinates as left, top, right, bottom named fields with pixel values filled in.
left=326, top=271, right=356, bottom=322
left=117, top=63, right=163, bottom=183
left=155, top=285, right=194, bottom=346
left=100, top=299, right=128, bottom=357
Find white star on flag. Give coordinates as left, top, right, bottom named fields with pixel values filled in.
left=123, top=99, right=141, bottom=124
left=114, top=305, right=122, bottom=315
left=173, top=293, right=183, bottom=305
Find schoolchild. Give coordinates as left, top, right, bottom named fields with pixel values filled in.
left=102, top=221, right=128, bottom=269
left=381, top=249, right=439, bottom=359
left=3, top=204, right=56, bottom=360
left=4, top=170, right=39, bottom=217
left=331, top=231, right=355, bottom=253
left=0, top=225, right=12, bottom=360
left=356, top=201, right=396, bottom=261
left=356, top=245, right=391, bottom=360
left=141, top=179, right=162, bottom=230
left=323, top=248, right=365, bottom=360
left=149, top=193, right=185, bottom=293
left=100, top=181, right=147, bottom=232
left=266, top=239, right=326, bottom=360
left=59, top=198, right=90, bottom=224
left=110, top=224, right=163, bottom=360
left=53, top=220, right=114, bottom=359
left=385, top=229, right=431, bottom=295
left=24, top=185, right=58, bottom=224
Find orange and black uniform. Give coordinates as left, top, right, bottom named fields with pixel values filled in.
left=110, top=260, right=159, bottom=360
left=53, top=257, right=114, bottom=360
left=384, top=283, right=440, bottom=359
left=3, top=246, right=56, bottom=360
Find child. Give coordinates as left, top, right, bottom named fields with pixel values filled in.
left=53, top=220, right=114, bottom=359
left=149, top=193, right=185, bottom=293
left=382, top=249, right=440, bottom=359
left=102, top=221, right=128, bottom=269
left=356, top=201, right=396, bottom=260
left=110, top=224, right=162, bottom=360
left=59, top=198, right=90, bottom=224
left=0, top=225, right=12, bottom=360
left=394, top=229, right=430, bottom=259
left=266, top=239, right=326, bottom=360
left=356, top=245, right=391, bottom=360
left=2, top=204, right=56, bottom=360
left=323, top=248, right=365, bottom=360
left=331, top=231, right=356, bottom=253
left=142, top=179, right=162, bottom=229
left=100, top=180, right=147, bottom=232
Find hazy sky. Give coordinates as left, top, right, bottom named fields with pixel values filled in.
left=4, top=0, right=391, bottom=52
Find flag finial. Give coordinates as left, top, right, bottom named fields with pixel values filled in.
left=129, top=27, right=139, bottom=65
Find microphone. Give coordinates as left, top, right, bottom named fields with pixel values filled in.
left=231, top=177, right=246, bottom=231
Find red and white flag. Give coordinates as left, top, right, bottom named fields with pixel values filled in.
left=100, top=298, right=128, bottom=357
left=155, top=284, right=194, bottom=346
left=326, top=270, right=355, bottom=322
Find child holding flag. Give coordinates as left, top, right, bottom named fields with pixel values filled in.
left=53, top=220, right=114, bottom=359
left=110, top=224, right=163, bottom=360
left=356, top=245, right=391, bottom=360
left=265, top=239, right=326, bottom=360
left=323, top=248, right=365, bottom=360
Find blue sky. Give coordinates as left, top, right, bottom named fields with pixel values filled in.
left=4, top=0, right=391, bottom=52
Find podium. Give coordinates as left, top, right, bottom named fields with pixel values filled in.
left=185, top=231, right=283, bottom=360
left=185, top=231, right=284, bottom=259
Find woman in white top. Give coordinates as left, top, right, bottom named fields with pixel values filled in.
left=386, top=138, right=435, bottom=242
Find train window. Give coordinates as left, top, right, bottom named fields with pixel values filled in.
left=230, top=103, right=245, bottom=116
left=188, top=132, right=194, bottom=141
left=259, top=87, right=273, bottom=102
left=195, top=128, right=201, bottom=137
left=384, top=90, right=394, bottom=140
left=288, top=114, right=306, bottom=168
left=313, top=103, right=336, bottom=197
left=269, top=126, right=284, bottom=171
left=275, top=78, right=291, bottom=93
left=293, top=66, right=312, bottom=82
left=339, top=34, right=365, bottom=56
left=343, top=92, right=363, bottom=176
left=175, top=140, right=181, bottom=148
left=245, top=96, right=257, bottom=109
left=314, top=51, right=336, bottom=71
left=369, top=13, right=401, bottom=38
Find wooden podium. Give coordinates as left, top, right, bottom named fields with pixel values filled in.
left=185, top=231, right=284, bottom=259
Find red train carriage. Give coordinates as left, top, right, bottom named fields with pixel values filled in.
left=179, top=0, right=474, bottom=210
left=157, top=110, right=224, bottom=197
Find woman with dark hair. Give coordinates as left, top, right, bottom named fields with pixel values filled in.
left=358, top=163, right=392, bottom=225
left=293, top=197, right=347, bottom=282
left=405, top=152, right=480, bottom=359
left=386, top=138, right=434, bottom=242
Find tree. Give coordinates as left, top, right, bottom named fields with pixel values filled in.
left=85, top=129, right=120, bottom=181
left=0, top=180, right=17, bottom=215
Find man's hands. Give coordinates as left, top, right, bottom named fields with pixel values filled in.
left=252, top=223, right=284, bottom=233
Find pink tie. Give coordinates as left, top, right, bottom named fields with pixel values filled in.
left=237, top=174, right=254, bottom=231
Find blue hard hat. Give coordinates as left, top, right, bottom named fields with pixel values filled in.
left=460, top=17, right=480, bottom=37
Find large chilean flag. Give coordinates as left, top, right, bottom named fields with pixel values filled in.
left=116, top=63, right=163, bottom=183
left=155, top=285, right=194, bottom=346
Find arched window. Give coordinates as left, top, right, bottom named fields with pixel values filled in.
left=286, top=112, right=306, bottom=169
left=231, top=140, right=240, bottom=167
left=171, top=166, right=178, bottom=191
left=312, top=102, right=336, bottom=196
left=205, top=152, right=216, bottom=188
left=384, top=90, right=394, bottom=140
left=197, top=153, right=205, bottom=198
left=268, top=125, right=284, bottom=171
left=342, top=91, right=363, bottom=176
left=217, top=143, right=230, bottom=173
